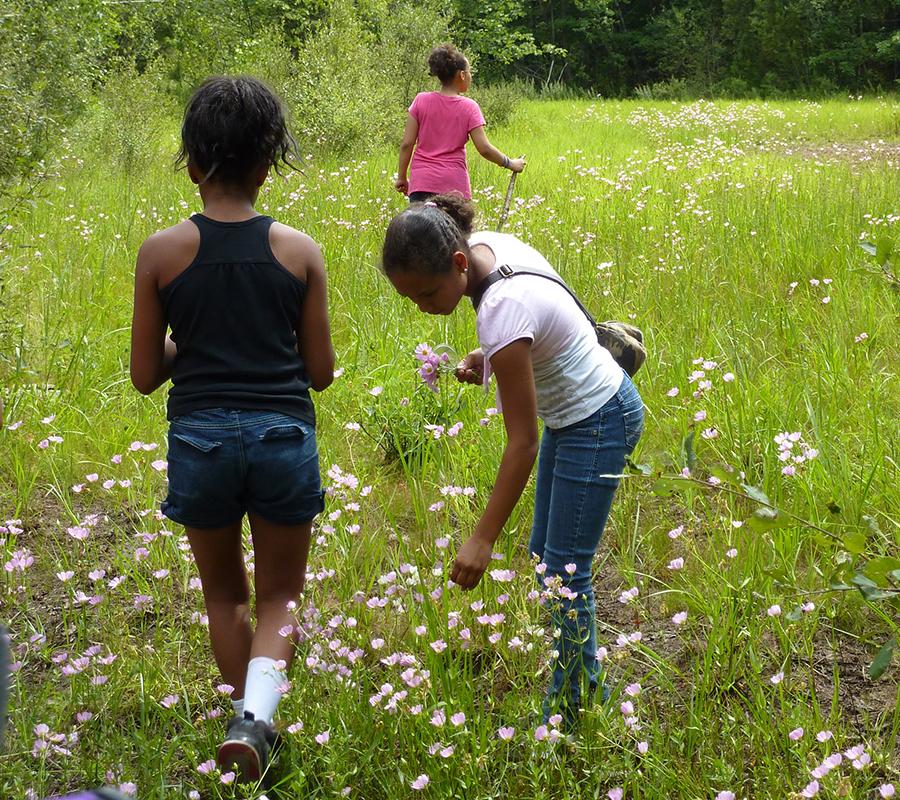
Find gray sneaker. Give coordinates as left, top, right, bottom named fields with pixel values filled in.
left=217, top=712, right=276, bottom=783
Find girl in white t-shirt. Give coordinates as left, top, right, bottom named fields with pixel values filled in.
left=381, top=194, right=644, bottom=732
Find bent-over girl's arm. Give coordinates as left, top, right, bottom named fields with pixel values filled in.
left=450, top=338, right=539, bottom=589
left=130, top=238, right=176, bottom=395
left=395, top=114, right=419, bottom=195
left=296, top=241, right=335, bottom=392
left=469, top=126, right=525, bottom=173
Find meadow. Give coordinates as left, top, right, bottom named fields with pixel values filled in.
left=2, top=96, right=900, bottom=799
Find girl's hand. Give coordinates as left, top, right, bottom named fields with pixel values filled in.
left=451, top=532, right=494, bottom=590
left=509, top=156, right=526, bottom=173
left=455, top=348, right=484, bottom=385
left=395, top=177, right=409, bottom=195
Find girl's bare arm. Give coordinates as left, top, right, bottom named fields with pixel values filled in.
left=395, top=114, right=420, bottom=195
left=130, top=236, right=176, bottom=395
left=290, top=238, right=335, bottom=392
left=450, top=338, right=539, bottom=589
left=269, top=224, right=335, bottom=392
left=297, top=247, right=335, bottom=392
left=469, top=126, right=526, bottom=172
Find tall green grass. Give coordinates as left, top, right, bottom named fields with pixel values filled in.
left=1, top=98, right=900, bottom=798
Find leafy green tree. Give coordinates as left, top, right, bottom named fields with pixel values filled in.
left=452, top=0, right=564, bottom=81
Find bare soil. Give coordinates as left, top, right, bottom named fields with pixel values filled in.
left=591, top=547, right=898, bottom=739
left=777, top=139, right=900, bottom=171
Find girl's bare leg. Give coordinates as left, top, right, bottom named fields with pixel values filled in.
left=185, top=521, right=253, bottom=696
left=247, top=510, right=312, bottom=668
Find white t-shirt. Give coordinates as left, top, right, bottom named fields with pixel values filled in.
left=471, top=231, right=623, bottom=429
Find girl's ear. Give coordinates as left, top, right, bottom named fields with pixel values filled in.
left=452, top=251, right=469, bottom=274
left=186, top=160, right=203, bottom=185
left=254, top=162, right=269, bottom=188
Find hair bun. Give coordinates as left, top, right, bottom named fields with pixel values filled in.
left=427, top=44, right=467, bottom=85
left=428, top=194, right=476, bottom=235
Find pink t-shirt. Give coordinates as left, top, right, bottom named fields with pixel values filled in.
left=408, top=92, right=486, bottom=199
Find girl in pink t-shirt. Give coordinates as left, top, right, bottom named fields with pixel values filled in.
left=395, top=44, right=525, bottom=202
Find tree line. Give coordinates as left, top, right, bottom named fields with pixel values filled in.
left=490, top=0, right=900, bottom=96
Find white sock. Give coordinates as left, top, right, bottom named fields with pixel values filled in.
left=242, top=657, right=286, bottom=725
left=230, top=697, right=244, bottom=718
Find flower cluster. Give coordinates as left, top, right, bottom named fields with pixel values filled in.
left=414, top=343, right=452, bottom=393
left=32, top=724, right=78, bottom=758
left=4, top=549, right=34, bottom=573
left=0, top=519, right=24, bottom=542
left=788, top=736, right=877, bottom=797
left=774, top=431, right=819, bottom=477
left=533, top=712, right=571, bottom=745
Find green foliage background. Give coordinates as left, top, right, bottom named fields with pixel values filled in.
left=2, top=93, right=900, bottom=799
left=1, top=0, right=898, bottom=193
left=1, top=0, right=900, bottom=795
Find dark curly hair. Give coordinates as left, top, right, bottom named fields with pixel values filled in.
left=176, top=75, right=299, bottom=184
left=427, top=44, right=468, bottom=85
left=382, top=194, right=477, bottom=277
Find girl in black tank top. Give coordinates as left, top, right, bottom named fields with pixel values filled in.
left=130, top=75, right=334, bottom=782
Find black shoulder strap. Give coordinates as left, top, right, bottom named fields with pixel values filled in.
left=471, top=264, right=597, bottom=327
left=189, top=214, right=274, bottom=265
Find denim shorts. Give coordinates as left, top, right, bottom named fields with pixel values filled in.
left=161, top=408, right=325, bottom=530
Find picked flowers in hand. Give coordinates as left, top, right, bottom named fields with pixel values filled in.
left=415, top=343, right=458, bottom=392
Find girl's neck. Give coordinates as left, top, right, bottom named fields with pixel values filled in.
left=465, top=245, right=496, bottom=294
left=439, top=72, right=467, bottom=97
left=198, top=178, right=263, bottom=222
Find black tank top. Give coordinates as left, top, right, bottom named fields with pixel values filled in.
left=159, top=214, right=316, bottom=425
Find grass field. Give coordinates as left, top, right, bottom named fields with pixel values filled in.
left=2, top=96, right=900, bottom=799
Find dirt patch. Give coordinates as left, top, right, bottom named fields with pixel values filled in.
left=6, top=494, right=157, bottom=640
left=804, top=630, right=898, bottom=727
left=775, top=139, right=900, bottom=170
left=593, top=551, right=690, bottom=665
left=591, top=546, right=897, bottom=735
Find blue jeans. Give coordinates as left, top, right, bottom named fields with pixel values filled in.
left=528, top=372, right=644, bottom=729
left=408, top=191, right=436, bottom=204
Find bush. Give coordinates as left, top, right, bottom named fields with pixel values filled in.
left=69, top=63, right=179, bottom=175
left=633, top=78, right=690, bottom=101
left=0, top=79, right=50, bottom=185
left=291, top=5, right=402, bottom=158
left=469, top=80, right=530, bottom=127
left=237, top=0, right=449, bottom=160
left=533, top=80, right=589, bottom=101
left=712, top=77, right=751, bottom=99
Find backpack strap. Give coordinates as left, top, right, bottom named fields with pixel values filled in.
left=471, top=263, right=597, bottom=329
left=471, top=263, right=647, bottom=377
left=471, top=263, right=513, bottom=312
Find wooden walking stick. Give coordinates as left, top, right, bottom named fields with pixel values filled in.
left=497, top=169, right=517, bottom=232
